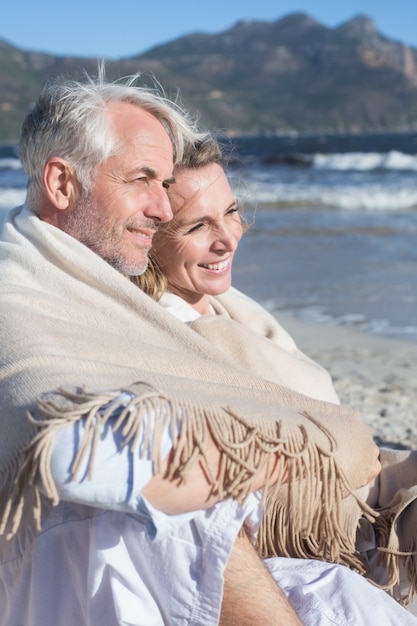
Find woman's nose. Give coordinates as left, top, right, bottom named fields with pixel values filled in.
left=211, top=225, right=241, bottom=251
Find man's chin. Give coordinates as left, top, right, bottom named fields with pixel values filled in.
left=105, top=256, right=148, bottom=276
left=129, top=267, right=148, bottom=276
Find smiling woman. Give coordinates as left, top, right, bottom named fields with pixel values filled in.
left=152, top=161, right=243, bottom=314
left=127, top=133, right=417, bottom=620
left=133, top=136, right=245, bottom=314
left=130, top=136, right=342, bottom=405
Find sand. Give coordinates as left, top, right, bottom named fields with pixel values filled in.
left=275, top=313, right=417, bottom=450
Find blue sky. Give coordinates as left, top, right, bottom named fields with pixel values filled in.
left=2, top=1, right=417, bottom=59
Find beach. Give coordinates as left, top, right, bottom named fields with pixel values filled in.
left=276, top=312, right=417, bottom=450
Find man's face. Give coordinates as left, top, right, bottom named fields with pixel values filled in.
left=60, top=102, right=175, bottom=275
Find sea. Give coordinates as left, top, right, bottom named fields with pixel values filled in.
left=1, top=131, right=417, bottom=343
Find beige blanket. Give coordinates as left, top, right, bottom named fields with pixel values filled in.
left=0, top=206, right=395, bottom=585
left=191, top=288, right=417, bottom=604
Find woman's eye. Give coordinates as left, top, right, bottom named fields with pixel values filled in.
left=187, top=223, right=204, bottom=234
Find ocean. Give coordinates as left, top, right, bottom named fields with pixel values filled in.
left=1, top=132, right=417, bottom=342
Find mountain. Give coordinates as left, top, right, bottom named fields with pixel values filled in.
left=1, top=12, right=417, bottom=141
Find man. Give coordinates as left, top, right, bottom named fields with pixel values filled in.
left=0, top=70, right=413, bottom=626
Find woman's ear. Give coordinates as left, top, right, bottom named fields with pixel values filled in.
left=43, top=157, right=77, bottom=210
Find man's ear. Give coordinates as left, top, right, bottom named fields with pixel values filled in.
left=43, top=157, right=77, bottom=210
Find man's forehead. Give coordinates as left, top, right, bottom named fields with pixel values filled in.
left=106, top=105, right=175, bottom=178
left=108, top=102, right=173, bottom=148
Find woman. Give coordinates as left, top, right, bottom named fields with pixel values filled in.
left=151, top=141, right=243, bottom=317
left=133, top=138, right=340, bottom=404
left=133, top=137, right=417, bottom=610
left=134, top=137, right=239, bottom=313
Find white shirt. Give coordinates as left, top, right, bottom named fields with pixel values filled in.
left=159, top=291, right=213, bottom=323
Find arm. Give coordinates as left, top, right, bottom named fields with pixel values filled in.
left=49, top=391, right=379, bottom=518
left=143, top=441, right=381, bottom=514
left=141, top=432, right=281, bottom=514
left=49, top=398, right=281, bottom=517
left=220, top=530, right=303, bottom=626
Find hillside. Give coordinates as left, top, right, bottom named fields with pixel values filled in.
left=1, top=12, right=417, bottom=140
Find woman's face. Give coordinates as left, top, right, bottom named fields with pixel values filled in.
left=152, top=162, right=243, bottom=313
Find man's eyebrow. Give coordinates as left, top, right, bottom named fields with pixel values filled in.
left=164, top=175, right=176, bottom=186
left=129, top=166, right=175, bottom=185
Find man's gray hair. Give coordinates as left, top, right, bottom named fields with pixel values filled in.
left=19, top=67, right=206, bottom=212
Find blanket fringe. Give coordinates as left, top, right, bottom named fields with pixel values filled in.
left=2, top=382, right=416, bottom=601
left=373, top=494, right=417, bottom=605
left=256, top=413, right=376, bottom=575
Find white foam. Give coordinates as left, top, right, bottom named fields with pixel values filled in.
left=0, top=188, right=26, bottom=210
left=269, top=306, right=417, bottom=342
left=313, top=151, right=417, bottom=171
left=235, top=179, right=417, bottom=211
left=0, top=158, right=22, bottom=171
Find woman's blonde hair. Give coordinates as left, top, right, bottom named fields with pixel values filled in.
left=130, top=255, right=168, bottom=301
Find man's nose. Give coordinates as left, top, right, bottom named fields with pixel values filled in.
left=146, top=186, right=173, bottom=224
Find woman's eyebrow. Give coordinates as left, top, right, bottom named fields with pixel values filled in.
left=179, top=201, right=238, bottom=226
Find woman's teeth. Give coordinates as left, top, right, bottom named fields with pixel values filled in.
left=200, top=259, right=230, bottom=271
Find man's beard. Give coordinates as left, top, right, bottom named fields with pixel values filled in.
left=59, top=194, right=152, bottom=276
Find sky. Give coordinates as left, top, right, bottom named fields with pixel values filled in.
left=2, top=1, right=417, bottom=59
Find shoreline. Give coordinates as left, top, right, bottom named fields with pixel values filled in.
left=274, top=312, right=417, bottom=450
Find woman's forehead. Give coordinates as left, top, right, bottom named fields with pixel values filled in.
left=169, top=163, right=230, bottom=211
